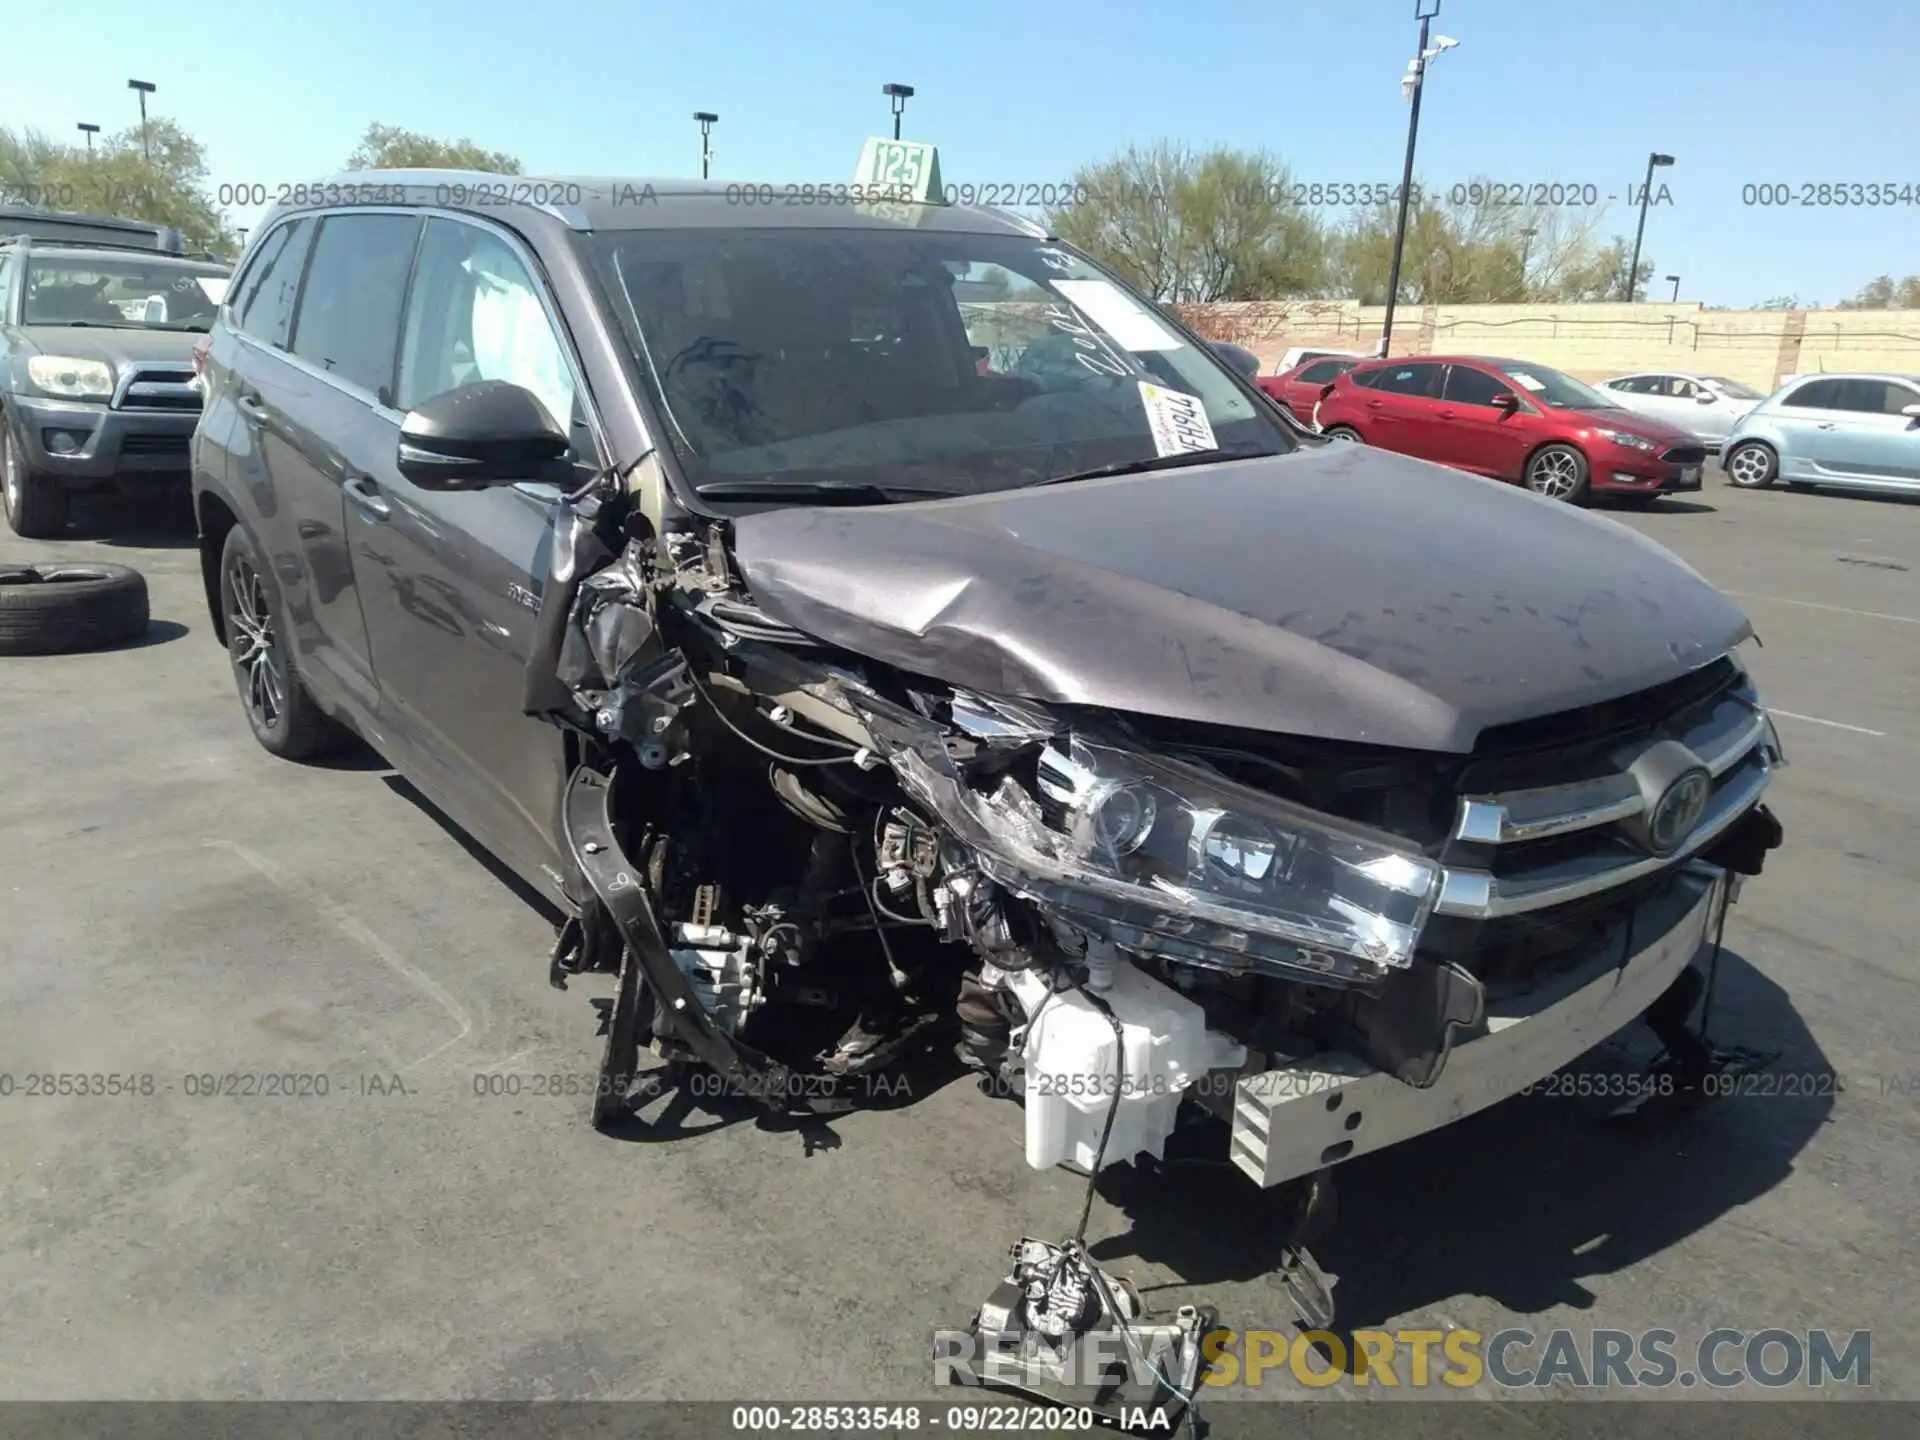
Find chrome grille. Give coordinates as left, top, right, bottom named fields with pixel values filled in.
left=1434, top=671, right=1780, bottom=920
left=112, top=363, right=202, bottom=413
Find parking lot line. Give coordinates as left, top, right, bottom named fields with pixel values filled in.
left=1725, top=591, right=1920, bottom=627
left=1769, top=709, right=1888, bottom=738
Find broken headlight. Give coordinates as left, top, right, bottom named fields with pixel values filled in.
left=892, top=729, right=1441, bottom=987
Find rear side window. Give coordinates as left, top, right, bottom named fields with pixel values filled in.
left=0, top=253, right=14, bottom=318
left=1442, top=365, right=1514, bottom=406
left=1783, top=379, right=1844, bottom=409
left=1297, top=359, right=1353, bottom=384
left=1834, top=379, right=1920, bottom=415
left=289, top=213, right=422, bottom=403
left=1370, top=363, right=1444, bottom=398
left=230, top=218, right=315, bottom=348
left=1608, top=376, right=1655, bottom=394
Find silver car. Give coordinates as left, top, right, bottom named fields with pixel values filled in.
left=1600, top=371, right=1766, bottom=450
left=1720, top=372, right=1920, bottom=496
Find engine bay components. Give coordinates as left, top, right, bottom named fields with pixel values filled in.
left=997, top=957, right=1245, bottom=1174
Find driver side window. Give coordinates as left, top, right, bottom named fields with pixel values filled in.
left=396, top=218, right=577, bottom=432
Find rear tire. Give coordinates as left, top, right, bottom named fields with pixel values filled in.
left=1525, top=443, right=1590, bottom=503
left=1321, top=426, right=1363, bottom=444
left=1724, top=441, right=1778, bottom=489
left=2, top=425, right=70, bottom=539
left=218, top=523, right=350, bottom=760
left=0, top=562, right=149, bottom=654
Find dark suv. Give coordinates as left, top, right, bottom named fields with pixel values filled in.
left=193, top=174, right=1783, bottom=1304
left=1, top=230, right=229, bottom=535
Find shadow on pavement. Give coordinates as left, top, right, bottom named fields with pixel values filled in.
left=1087, top=946, right=1830, bottom=1350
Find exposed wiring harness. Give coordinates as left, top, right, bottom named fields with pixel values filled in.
left=682, top=663, right=868, bottom=767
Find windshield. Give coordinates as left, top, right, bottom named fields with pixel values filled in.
left=22, top=255, right=230, bottom=331
left=581, top=225, right=1293, bottom=501
left=1496, top=362, right=1621, bottom=411
left=1703, top=375, right=1765, bottom=400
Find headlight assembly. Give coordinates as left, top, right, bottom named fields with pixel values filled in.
left=26, top=356, right=115, bottom=402
left=892, top=728, right=1442, bottom=988
left=1595, top=428, right=1658, bottom=452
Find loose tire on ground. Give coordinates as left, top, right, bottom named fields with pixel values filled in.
left=0, top=563, right=150, bottom=655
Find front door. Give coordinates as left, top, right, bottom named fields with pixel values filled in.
left=348, top=215, right=597, bottom=900
left=1438, top=363, right=1533, bottom=478
left=1812, top=378, right=1920, bottom=486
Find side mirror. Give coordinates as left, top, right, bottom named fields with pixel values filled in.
left=397, top=380, right=571, bottom=490
left=1491, top=392, right=1520, bottom=411
left=1209, top=341, right=1261, bottom=381
left=1695, top=390, right=1718, bottom=404
left=1903, top=403, right=1920, bottom=425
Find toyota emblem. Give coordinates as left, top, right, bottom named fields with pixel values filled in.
left=1647, top=769, right=1712, bottom=855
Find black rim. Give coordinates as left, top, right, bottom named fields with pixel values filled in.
left=226, top=552, right=286, bottom=730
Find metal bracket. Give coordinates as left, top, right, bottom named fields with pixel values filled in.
left=562, top=765, right=853, bottom=1122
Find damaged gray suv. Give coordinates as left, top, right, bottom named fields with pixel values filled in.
left=193, top=173, right=1785, bottom=1329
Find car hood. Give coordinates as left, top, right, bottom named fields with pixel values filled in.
left=1563, top=405, right=1702, bottom=446
left=729, top=443, right=1754, bottom=753
left=13, top=325, right=203, bottom=368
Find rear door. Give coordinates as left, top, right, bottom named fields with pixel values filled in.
left=1359, top=361, right=1448, bottom=457
left=1438, top=362, right=1531, bottom=478
left=266, top=210, right=422, bottom=721
left=349, top=214, right=600, bottom=899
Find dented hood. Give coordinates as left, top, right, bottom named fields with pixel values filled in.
left=728, top=443, right=1753, bottom=753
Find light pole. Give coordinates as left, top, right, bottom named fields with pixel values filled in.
left=1517, top=225, right=1538, bottom=298
left=1666, top=274, right=1681, bottom=302
left=1624, top=151, right=1674, bottom=301
left=693, top=112, right=718, bottom=179
left=882, top=82, right=914, bottom=140
left=1380, top=3, right=1456, bottom=358
left=127, top=79, right=156, bottom=162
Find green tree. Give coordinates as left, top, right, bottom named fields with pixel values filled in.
left=1837, top=273, right=1920, bottom=309
left=1043, top=143, right=1331, bottom=303
left=345, top=123, right=522, bottom=174
left=1330, top=178, right=1650, bottom=304
left=1, top=119, right=238, bottom=257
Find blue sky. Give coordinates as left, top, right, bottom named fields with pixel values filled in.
left=9, top=0, right=1916, bottom=306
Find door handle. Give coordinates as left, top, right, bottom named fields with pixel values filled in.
left=236, top=394, right=268, bottom=423
left=1367, top=399, right=1384, bottom=409
left=343, top=473, right=392, bottom=521
left=1438, top=408, right=1457, bottom=419
left=1815, top=422, right=1838, bottom=430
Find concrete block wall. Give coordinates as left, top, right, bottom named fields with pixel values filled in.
left=1180, top=301, right=1920, bottom=390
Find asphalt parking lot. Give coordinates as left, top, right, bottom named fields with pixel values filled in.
left=1, top=481, right=1915, bottom=1427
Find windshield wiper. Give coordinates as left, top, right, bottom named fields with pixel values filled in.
left=694, top=478, right=968, bottom=505
left=1036, top=445, right=1273, bottom=488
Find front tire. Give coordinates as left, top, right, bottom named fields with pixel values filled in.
left=1525, top=443, right=1590, bottom=503
left=218, top=524, right=349, bottom=760
left=1321, top=425, right=1363, bottom=444
left=2, top=425, right=70, bottom=539
left=1724, top=441, right=1778, bottom=489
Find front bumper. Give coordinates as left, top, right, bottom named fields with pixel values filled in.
left=1591, top=455, right=1704, bottom=494
left=8, top=394, right=199, bottom=484
left=1222, top=862, right=1726, bottom=1188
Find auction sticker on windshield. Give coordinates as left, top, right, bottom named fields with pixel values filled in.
left=1508, top=371, right=1547, bottom=391
left=1139, top=381, right=1217, bottom=456
left=1052, top=279, right=1181, bottom=352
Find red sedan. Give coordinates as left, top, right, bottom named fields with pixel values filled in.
left=1257, top=355, right=1363, bottom=425
left=1311, top=355, right=1709, bottom=503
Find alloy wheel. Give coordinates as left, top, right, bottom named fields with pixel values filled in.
left=1728, top=445, right=1774, bottom=487
left=226, top=552, right=286, bottom=731
left=1528, top=448, right=1582, bottom=499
